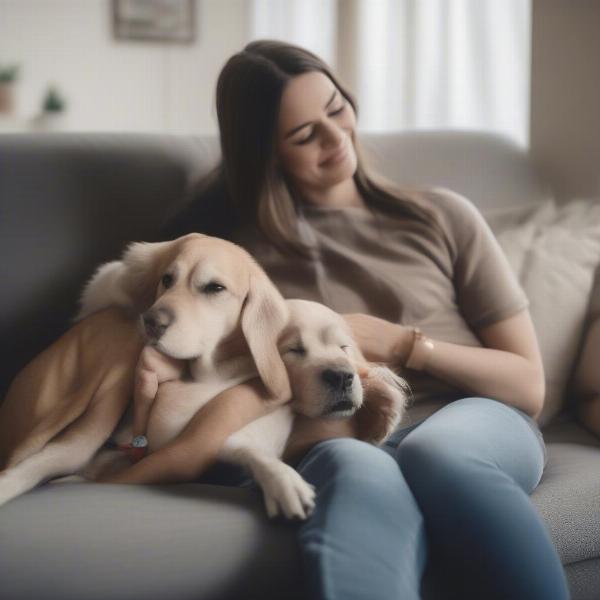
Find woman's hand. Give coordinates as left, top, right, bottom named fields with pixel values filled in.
left=343, top=313, right=413, bottom=364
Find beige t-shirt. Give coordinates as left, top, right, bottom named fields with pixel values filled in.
left=235, top=187, right=529, bottom=424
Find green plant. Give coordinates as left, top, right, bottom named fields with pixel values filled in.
left=43, top=86, right=66, bottom=113
left=0, top=64, right=20, bottom=83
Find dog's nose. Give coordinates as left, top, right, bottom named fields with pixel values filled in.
left=142, top=307, right=174, bottom=340
left=321, top=368, right=354, bottom=391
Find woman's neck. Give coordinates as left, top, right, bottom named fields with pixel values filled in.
left=300, top=178, right=366, bottom=210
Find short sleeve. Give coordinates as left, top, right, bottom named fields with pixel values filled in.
left=430, top=187, right=530, bottom=329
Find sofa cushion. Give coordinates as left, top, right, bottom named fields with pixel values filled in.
left=0, top=481, right=302, bottom=600
left=486, top=200, right=600, bottom=426
left=0, top=134, right=220, bottom=399
left=532, top=416, right=600, bottom=565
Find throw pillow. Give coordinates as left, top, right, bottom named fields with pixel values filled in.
left=486, top=199, right=600, bottom=427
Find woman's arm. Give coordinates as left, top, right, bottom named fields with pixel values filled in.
left=344, top=309, right=545, bottom=420
left=97, top=378, right=274, bottom=484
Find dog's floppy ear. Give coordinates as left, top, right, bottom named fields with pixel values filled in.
left=77, top=238, right=181, bottom=320
left=355, top=365, right=411, bottom=444
left=241, top=262, right=291, bottom=403
left=119, top=240, right=177, bottom=313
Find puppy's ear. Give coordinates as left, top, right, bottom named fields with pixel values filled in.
left=241, top=263, right=291, bottom=403
left=120, top=240, right=177, bottom=313
left=77, top=239, right=176, bottom=320
left=355, top=366, right=411, bottom=444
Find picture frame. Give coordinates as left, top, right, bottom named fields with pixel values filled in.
left=112, top=0, right=196, bottom=44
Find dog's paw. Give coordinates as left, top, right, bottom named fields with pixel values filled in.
left=259, top=463, right=316, bottom=520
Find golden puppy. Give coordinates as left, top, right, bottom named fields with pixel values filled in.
left=216, top=299, right=409, bottom=520
left=0, top=234, right=290, bottom=505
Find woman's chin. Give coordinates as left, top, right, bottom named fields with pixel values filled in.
left=324, top=158, right=357, bottom=186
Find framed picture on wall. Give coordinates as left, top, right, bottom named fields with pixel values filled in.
left=112, top=0, right=196, bottom=44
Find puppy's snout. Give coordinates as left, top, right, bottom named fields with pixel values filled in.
left=143, top=307, right=174, bottom=340
left=321, top=368, right=354, bottom=391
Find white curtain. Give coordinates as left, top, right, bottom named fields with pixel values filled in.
left=249, top=0, right=338, bottom=66
left=249, top=0, right=531, bottom=147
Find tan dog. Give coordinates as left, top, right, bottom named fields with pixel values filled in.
left=0, top=234, right=290, bottom=506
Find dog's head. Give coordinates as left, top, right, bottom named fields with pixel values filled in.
left=280, top=299, right=410, bottom=442
left=113, top=233, right=290, bottom=400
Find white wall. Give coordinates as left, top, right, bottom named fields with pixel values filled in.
left=0, top=0, right=249, bottom=133
left=529, top=0, right=600, bottom=201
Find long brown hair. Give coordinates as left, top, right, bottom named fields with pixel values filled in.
left=216, top=39, right=444, bottom=257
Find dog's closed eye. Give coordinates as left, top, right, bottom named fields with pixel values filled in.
left=286, top=345, right=306, bottom=357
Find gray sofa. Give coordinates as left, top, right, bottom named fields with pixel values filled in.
left=0, top=131, right=599, bottom=600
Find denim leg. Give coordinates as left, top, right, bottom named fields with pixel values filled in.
left=394, top=397, right=570, bottom=600
left=294, top=438, right=427, bottom=600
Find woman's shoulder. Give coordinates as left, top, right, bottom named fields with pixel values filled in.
left=418, top=186, right=479, bottom=214
left=417, top=186, right=487, bottom=234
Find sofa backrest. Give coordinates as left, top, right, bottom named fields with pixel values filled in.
left=0, top=130, right=547, bottom=397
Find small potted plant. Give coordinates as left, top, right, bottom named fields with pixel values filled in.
left=33, top=85, right=68, bottom=132
left=43, top=86, right=67, bottom=114
left=0, top=64, right=20, bottom=114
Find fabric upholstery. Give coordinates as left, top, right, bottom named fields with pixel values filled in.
left=0, top=131, right=599, bottom=600
left=0, top=481, right=302, bottom=600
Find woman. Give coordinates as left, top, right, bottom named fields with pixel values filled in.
left=164, top=41, right=569, bottom=599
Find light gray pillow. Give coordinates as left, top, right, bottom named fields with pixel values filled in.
left=486, top=199, right=600, bottom=426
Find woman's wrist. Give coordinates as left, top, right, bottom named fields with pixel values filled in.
left=404, top=327, right=435, bottom=371
left=393, top=325, right=416, bottom=365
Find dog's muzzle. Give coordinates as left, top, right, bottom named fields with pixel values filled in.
left=321, top=368, right=354, bottom=392
left=142, top=307, right=174, bottom=340
left=320, top=368, right=359, bottom=416
left=326, top=399, right=357, bottom=415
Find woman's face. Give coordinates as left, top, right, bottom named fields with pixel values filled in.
left=276, top=71, right=358, bottom=199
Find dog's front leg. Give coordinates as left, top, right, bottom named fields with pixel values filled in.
left=220, top=444, right=316, bottom=520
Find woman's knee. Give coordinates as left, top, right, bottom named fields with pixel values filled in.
left=297, top=438, right=425, bottom=540
left=297, top=438, right=399, bottom=484
left=395, top=431, right=461, bottom=491
left=395, top=398, right=545, bottom=494
left=296, top=438, right=423, bottom=508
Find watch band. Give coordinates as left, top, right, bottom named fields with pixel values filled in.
left=405, top=327, right=435, bottom=371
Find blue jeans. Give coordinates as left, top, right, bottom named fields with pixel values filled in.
left=293, top=397, right=570, bottom=600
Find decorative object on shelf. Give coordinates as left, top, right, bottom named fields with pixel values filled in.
left=42, top=86, right=67, bottom=114
left=0, top=64, right=20, bottom=115
left=31, top=85, right=68, bottom=132
left=112, top=0, right=195, bottom=44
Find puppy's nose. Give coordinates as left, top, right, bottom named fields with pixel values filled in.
left=142, top=307, right=174, bottom=340
left=321, top=369, right=354, bottom=391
